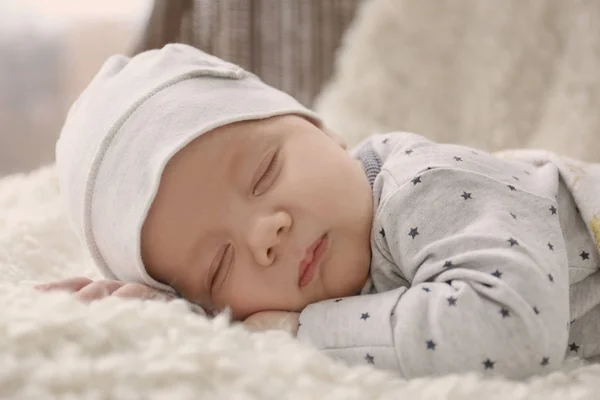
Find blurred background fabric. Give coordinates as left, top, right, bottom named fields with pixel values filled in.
left=0, top=0, right=150, bottom=177
left=133, top=0, right=361, bottom=107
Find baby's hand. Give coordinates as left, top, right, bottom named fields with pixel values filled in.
left=34, top=277, right=177, bottom=302
left=242, top=311, right=300, bottom=336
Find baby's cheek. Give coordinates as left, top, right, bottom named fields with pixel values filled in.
left=215, top=282, right=262, bottom=321
left=325, top=251, right=369, bottom=298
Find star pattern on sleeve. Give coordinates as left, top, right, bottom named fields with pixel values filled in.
left=361, top=312, right=370, bottom=321
left=569, top=342, right=580, bottom=353
left=408, top=227, right=419, bottom=239
left=405, top=149, right=414, bottom=155
left=580, top=250, right=590, bottom=260
left=382, top=138, right=389, bottom=144
left=483, top=358, right=495, bottom=370
left=379, top=228, right=386, bottom=238
left=365, top=353, right=375, bottom=364
left=391, top=162, right=560, bottom=374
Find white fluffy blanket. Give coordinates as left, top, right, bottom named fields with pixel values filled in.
left=1, top=165, right=599, bottom=399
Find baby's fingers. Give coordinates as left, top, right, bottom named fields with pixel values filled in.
left=34, top=277, right=93, bottom=293
left=111, top=283, right=176, bottom=301
left=73, top=280, right=125, bottom=302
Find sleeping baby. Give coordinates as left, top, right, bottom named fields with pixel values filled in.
left=40, top=43, right=600, bottom=379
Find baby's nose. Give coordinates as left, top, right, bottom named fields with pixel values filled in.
left=248, top=211, right=291, bottom=266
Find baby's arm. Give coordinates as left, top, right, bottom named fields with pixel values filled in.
left=297, top=168, right=569, bottom=378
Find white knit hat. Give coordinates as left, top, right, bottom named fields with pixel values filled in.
left=56, top=44, right=321, bottom=293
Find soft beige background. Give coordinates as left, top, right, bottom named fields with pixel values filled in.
left=0, top=0, right=150, bottom=177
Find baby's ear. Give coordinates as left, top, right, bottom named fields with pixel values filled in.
left=323, top=127, right=347, bottom=150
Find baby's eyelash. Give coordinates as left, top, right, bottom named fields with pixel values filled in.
left=253, top=152, right=279, bottom=195
left=211, top=244, right=234, bottom=298
left=210, top=259, right=223, bottom=295
left=262, top=153, right=278, bottom=179
left=210, top=244, right=230, bottom=295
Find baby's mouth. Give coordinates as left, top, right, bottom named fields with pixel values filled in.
left=298, top=233, right=329, bottom=288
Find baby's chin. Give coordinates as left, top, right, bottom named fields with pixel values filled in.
left=325, top=261, right=371, bottom=298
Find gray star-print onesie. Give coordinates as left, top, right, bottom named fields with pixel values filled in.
left=296, top=132, right=600, bottom=379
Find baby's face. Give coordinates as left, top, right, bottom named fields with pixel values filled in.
left=141, top=115, right=373, bottom=319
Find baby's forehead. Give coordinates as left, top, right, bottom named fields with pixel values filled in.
left=196, top=118, right=273, bottom=146
left=189, top=116, right=296, bottom=156
left=169, top=115, right=315, bottom=185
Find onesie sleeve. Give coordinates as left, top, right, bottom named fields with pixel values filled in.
left=297, top=167, right=570, bottom=379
